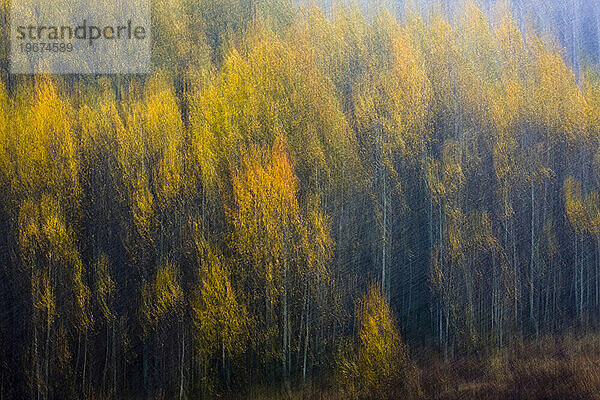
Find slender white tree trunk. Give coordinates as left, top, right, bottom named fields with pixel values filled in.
left=303, top=303, right=309, bottom=385
left=382, top=175, right=387, bottom=297
left=45, top=308, right=50, bottom=400
left=103, top=324, right=109, bottom=392
left=530, top=180, right=535, bottom=332
left=179, top=323, right=185, bottom=400
left=113, top=319, right=117, bottom=397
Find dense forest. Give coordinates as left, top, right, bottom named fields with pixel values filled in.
left=2, top=0, right=600, bottom=398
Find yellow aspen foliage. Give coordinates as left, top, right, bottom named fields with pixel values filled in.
left=467, top=211, right=500, bottom=252
left=131, top=169, right=155, bottom=241
left=529, top=37, right=588, bottom=142
left=142, top=260, right=184, bottom=327
left=565, top=176, right=588, bottom=234
left=6, top=79, right=80, bottom=212
left=191, top=23, right=357, bottom=194
left=196, top=0, right=254, bottom=58
left=337, top=286, right=420, bottom=399
left=354, top=10, right=431, bottom=165
left=17, top=199, right=40, bottom=265
left=462, top=3, right=498, bottom=72
left=79, top=106, right=107, bottom=157
left=495, top=5, right=527, bottom=85
left=458, top=3, right=499, bottom=122
left=0, top=80, right=7, bottom=188
left=40, top=196, right=71, bottom=255
left=18, top=194, right=92, bottom=333
left=230, top=137, right=301, bottom=296
left=55, top=324, right=73, bottom=370
left=114, top=97, right=158, bottom=242
left=300, top=198, right=337, bottom=328
left=70, top=258, right=93, bottom=333
left=228, top=136, right=304, bottom=371
left=441, top=140, right=465, bottom=203
left=584, top=69, right=600, bottom=141
left=303, top=202, right=334, bottom=277
left=489, top=8, right=528, bottom=227
left=189, top=49, right=257, bottom=166
left=1, top=3, right=600, bottom=397
left=94, top=253, right=116, bottom=323
left=40, top=195, right=92, bottom=331
left=144, top=73, right=185, bottom=205
left=152, top=0, right=211, bottom=71
left=492, top=132, right=520, bottom=219
left=192, top=241, right=248, bottom=358
left=425, top=157, right=445, bottom=205
left=584, top=192, right=600, bottom=237
left=446, top=206, right=466, bottom=262
left=356, top=287, right=403, bottom=383
left=302, top=6, right=372, bottom=109
left=418, top=14, right=460, bottom=125
left=77, top=78, right=121, bottom=165
left=186, top=70, right=219, bottom=191
left=33, top=269, right=56, bottom=325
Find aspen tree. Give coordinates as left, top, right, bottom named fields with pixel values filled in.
left=229, top=137, right=301, bottom=394
left=338, top=286, right=419, bottom=399
left=192, top=241, right=248, bottom=394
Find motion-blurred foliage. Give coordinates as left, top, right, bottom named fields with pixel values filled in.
left=0, top=0, right=600, bottom=399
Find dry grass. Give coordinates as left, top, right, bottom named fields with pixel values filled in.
left=101, top=334, right=600, bottom=399
left=288, top=333, right=600, bottom=400
left=422, top=333, right=600, bottom=400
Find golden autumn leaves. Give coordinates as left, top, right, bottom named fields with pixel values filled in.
left=1, top=0, right=600, bottom=398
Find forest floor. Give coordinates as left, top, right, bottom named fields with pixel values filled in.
left=419, top=333, right=600, bottom=400
left=259, top=333, right=600, bottom=400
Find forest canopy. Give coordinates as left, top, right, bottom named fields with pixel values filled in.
left=1, top=0, right=600, bottom=399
